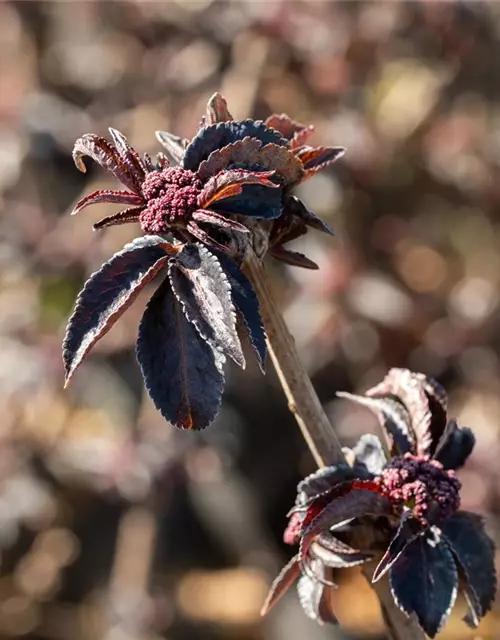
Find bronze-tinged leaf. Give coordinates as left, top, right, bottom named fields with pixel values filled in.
left=93, top=206, right=143, bottom=230
left=155, top=130, right=188, bottom=166
left=390, top=532, right=458, bottom=638
left=205, top=92, right=233, bottom=125
left=296, top=146, right=345, bottom=179
left=169, top=244, right=245, bottom=368
left=137, top=281, right=225, bottom=430
left=71, top=189, right=143, bottom=215
left=264, top=114, right=314, bottom=149
left=197, top=138, right=264, bottom=181
left=72, top=134, right=139, bottom=193
left=108, top=128, right=146, bottom=189
left=365, top=369, right=442, bottom=457
left=197, top=139, right=303, bottom=185
left=182, top=120, right=287, bottom=171
left=337, top=391, right=415, bottom=455
left=198, top=170, right=278, bottom=208
left=270, top=245, right=319, bottom=270
left=192, top=210, right=249, bottom=234
left=63, top=236, right=176, bottom=386
left=301, top=485, right=391, bottom=558
left=261, top=555, right=300, bottom=615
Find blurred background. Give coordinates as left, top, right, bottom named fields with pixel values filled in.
left=1, top=0, right=500, bottom=638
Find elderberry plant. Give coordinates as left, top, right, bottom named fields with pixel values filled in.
left=63, top=93, right=343, bottom=429
left=262, top=369, right=496, bottom=637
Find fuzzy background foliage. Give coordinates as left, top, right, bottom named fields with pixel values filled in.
left=1, top=1, right=500, bottom=639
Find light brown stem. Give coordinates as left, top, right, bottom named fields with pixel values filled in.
left=244, top=250, right=425, bottom=640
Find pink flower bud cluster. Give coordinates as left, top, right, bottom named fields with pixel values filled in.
left=378, top=453, right=461, bottom=523
left=140, top=168, right=202, bottom=234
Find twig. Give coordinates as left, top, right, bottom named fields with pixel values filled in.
left=244, top=249, right=425, bottom=640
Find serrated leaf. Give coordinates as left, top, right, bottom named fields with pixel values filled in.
left=301, top=484, right=391, bottom=556
left=216, top=252, right=267, bottom=371
left=264, top=114, right=314, bottom=149
left=72, top=134, right=139, bottom=193
left=182, top=120, right=287, bottom=171
left=389, top=532, right=458, bottom=638
left=192, top=209, right=250, bottom=234
left=63, top=236, right=174, bottom=385
left=295, top=146, right=345, bottom=179
left=261, top=554, right=300, bottom=615
left=297, top=464, right=366, bottom=503
left=372, top=511, right=424, bottom=582
left=108, top=128, right=146, bottom=188
left=155, top=130, right=187, bottom=166
left=337, top=391, right=414, bottom=455
left=297, top=562, right=338, bottom=624
left=198, top=169, right=278, bottom=208
left=71, top=189, right=143, bottom=215
left=197, top=139, right=264, bottom=182
left=434, top=420, right=475, bottom=470
left=137, top=281, right=225, bottom=430
left=440, top=511, right=496, bottom=625
left=93, top=206, right=143, bottom=230
left=169, top=244, right=245, bottom=368
left=311, top=534, right=373, bottom=568
left=366, top=368, right=447, bottom=457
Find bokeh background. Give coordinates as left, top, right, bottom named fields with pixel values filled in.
left=1, top=0, right=500, bottom=638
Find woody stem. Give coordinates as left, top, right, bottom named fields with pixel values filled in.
left=244, top=249, right=425, bottom=640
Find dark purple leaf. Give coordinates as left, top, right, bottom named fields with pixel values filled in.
left=93, top=206, right=143, bottom=231
left=440, top=511, right=496, bottom=626
left=295, top=146, right=345, bottom=178
left=302, top=485, right=391, bottom=553
left=71, top=189, right=143, bottom=215
left=297, top=464, right=367, bottom=503
left=205, top=92, right=233, bottom=125
left=270, top=245, right=319, bottom=269
left=311, top=534, right=373, bottom=568
left=216, top=252, right=267, bottom=371
left=434, top=420, right=475, bottom=470
left=389, top=531, right=458, bottom=638
left=169, top=244, right=245, bottom=368
left=264, top=114, right=314, bottom=147
left=366, top=368, right=443, bottom=457
left=284, top=196, right=334, bottom=235
left=197, top=139, right=264, bottom=182
left=213, top=181, right=284, bottom=220
left=198, top=169, right=278, bottom=208
left=63, top=236, right=175, bottom=385
left=192, top=209, right=250, bottom=234
left=372, top=512, right=424, bottom=582
left=261, top=555, right=300, bottom=615
left=182, top=120, right=287, bottom=171
left=137, top=281, right=225, bottom=430
left=297, top=562, right=338, bottom=624
left=155, top=130, right=187, bottom=166
left=72, top=134, right=139, bottom=193
left=186, top=221, right=232, bottom=254
left=108, top=128, right=146, bottom=190
left=337, top=391, right=414, bottom=455
left=351, top=434, right=387, bottom=475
